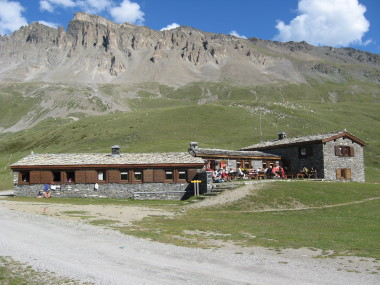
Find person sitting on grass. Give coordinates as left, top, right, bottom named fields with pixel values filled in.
left=43, top=190, right=51, bottom=199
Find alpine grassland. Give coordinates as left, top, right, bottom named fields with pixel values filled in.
left=0, top=79, right=379, bottom=189
left=118, top=181, right=380, bottom=258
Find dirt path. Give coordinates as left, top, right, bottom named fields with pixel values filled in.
left=1, top=187, right=380, bottom=284
left=242, top=196, right=380, bottom=213
left=186, top=182, right=264, bottom=209
left=1, top=205, right=379, bottom=285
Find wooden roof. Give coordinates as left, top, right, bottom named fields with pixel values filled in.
left=240, top=131, right=366, bottom=151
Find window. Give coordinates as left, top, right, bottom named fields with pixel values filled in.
left=165, top=170, right=174, bottom=181
left=121, top=171, right=129, bottom=181
left=21, top=172, right=30, bottom=183
left=244, top=161, right=250, bottom=169
left=52, top=171, right=61, bottom=183
left=98, top=171, right=105, bottom=181
left=178, top=170, right=186, bottom=180
left=66, top=171, right=75, bottom=183
left=299, top=146, right=313, bottom=158
left=336, top=168, right=352, bottom=180
left=134, top=171, right=142, bottom=182
left=335, top=145, right=354, bottom=157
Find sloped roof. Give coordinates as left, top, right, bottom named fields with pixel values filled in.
left=240, top=131, right=366, bottom=151
left=11, top=152, right=204, bottom=169
left=190, top=147, right=280, bottom=159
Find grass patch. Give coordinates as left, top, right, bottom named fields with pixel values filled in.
left=0, top=256, right=85, bottom=284
left=89, top=219, right=119, bottom=226
left=120, top=181, right=380, bottom=258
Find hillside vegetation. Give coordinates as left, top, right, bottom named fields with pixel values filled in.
left=0, top=79, right=379, bottom=189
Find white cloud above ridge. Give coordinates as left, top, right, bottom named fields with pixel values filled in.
left=38, top=20, right=60, bottom=28
left=109, top=0, right=144, bottom=24
left=230, top=30, right=247, bottom=39
left=39, top=0, right=145, bottom=25
left=0, top=0, right=28, bottom=35
left=160, top=23, right=180, bottom=31
left=274, top=0, right=370, bottom=47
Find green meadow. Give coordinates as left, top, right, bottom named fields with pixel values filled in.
left=1, top=79, right=379, bottom=189
left=119, top=181, right=380, bottom=258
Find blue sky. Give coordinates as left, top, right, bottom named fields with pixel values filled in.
left=0, top=0, right=379, bottom=54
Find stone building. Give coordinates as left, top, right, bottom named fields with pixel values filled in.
left=240, top=131, right=366, bottom=182
left=11, top=146, right=205, bottom=200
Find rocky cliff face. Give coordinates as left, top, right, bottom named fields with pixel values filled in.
left=1, top=12, right=378, bottom=86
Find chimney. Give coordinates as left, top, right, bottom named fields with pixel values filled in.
left=111, top=145, right=121, bottom=157
left=278, top=132, right=286, bottom=140
left=189, top=142, right=198, bottom=149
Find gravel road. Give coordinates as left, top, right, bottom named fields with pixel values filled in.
left=0, top=204, right=379, bottom=285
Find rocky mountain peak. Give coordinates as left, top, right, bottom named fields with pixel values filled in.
left=0, top=12, right=378, bottom=85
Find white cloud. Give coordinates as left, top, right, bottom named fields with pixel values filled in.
left=38, top=20, right=59, bottom=28
left=160, top=23, right=180, bottom=31
left=40, top=0, right=54, bottom=12
left=0, top=0, right=28, bottom=35
left=230, top=30, right=247, bottom=39
left=274, top=0, right=370, bottom=47
left=109, top=0, right=144, bottom=24
left=77, top=0, right=113, bottom=13
left=39, top=0, right=87, bottom=13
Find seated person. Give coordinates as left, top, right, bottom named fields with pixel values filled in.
left=221, top=169, right=229, bottom=182
left=43, top=190, right=51, bottom=198
left=265, top=166, right=273, bottom=178
left=309, top=167, right=317, bottom=178
left=237, top=167, right=245, bottom=179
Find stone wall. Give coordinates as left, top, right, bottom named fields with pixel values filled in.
left=14, top=172, right=210, bottom=200
left=260, top=144, right=324, bottom=177
left=323, top=138, right=365, bottom=182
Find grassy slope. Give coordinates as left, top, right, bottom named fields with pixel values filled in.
left=120, top=181, right=380, bottom=258
left=0, top=80, right=379, bottom=189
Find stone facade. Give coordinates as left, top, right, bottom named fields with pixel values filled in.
left=240, top=131, right=366, bottom=182
left=258, top=143, right=324, bottom=177
left=13, top=172, right=210, bottom=200
left=323, top=138, right=365, bottom=182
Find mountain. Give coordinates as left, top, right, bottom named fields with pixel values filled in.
left=0, top=13, right=380, bottom=187
left=0, top=12, right=379, bottom=86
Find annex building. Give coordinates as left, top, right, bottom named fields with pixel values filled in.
left=11, top=146, right=205, bottom=200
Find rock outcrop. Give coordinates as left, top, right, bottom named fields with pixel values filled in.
left=0, top=12, right=379, bottom=85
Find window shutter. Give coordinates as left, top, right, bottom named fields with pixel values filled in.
left=143, top=169, right=154, bottom=182
left=334, top=145, right=340, bottom=156
left=108, top=169, right=120, bottom=183
left=30, top=171, right=41, bottom=184
left=153, top=169, right=165, bottom=183
left=187, top=169, right=198, bottom=182
left=61, top=172, right=67, bottom=185
left=336, top=169, right=342, bottom=180
left=350, top=146, right=355, bottom=157
left=40, top=171, right=53, bottom=183
left=85, top=170, right=98, bottom=183
left=345, top=169, right=352, bottom=180
left=75, top=170, right=86, bottom=183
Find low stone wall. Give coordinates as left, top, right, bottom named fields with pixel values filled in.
left=14, top=183, right=191, bottom=200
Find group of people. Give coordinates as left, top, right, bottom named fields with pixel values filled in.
left=299, top=167, right=317, bottom=178
left=248, top=165, right=286, bottom=179
left=211, top=164, right=288, bottom=182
